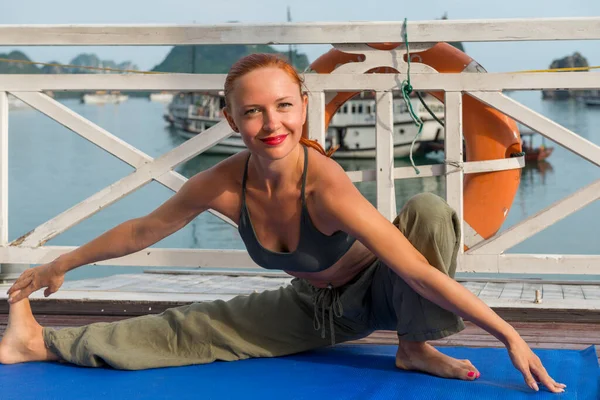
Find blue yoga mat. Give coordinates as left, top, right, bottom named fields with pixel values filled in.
left=0, top=345, right=597, bottom=399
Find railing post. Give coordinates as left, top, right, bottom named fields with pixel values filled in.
left=375, top=91, right=396, bottom=221
left=307, top=91, right=326, bottom=146
left=0, top=92, right=28, bottom=282
left=444, top=92, right=465, bottom=262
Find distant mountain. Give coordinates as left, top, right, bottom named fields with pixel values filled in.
left=152, top=44, right=309, bottom=74
left=542, top=52, right=589, bottom=100
left=67, top=54, right=138, bottom=74
left=0, top=51, right=138, bottom=75
left=40, top=61, right=67, bottom=74
left=0, top=51, right=41, bottom=74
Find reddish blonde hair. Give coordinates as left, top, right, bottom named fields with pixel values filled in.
left=224, top=53, right=336, bottom=157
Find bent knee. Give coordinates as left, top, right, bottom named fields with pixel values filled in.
left=402, top=193, right=453, bottom=222
left=395, top=193, right=458, bottom=237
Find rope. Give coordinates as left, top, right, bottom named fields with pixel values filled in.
left=514, top=65, right=600, bottom=73
left=416, top=91, right=444, bottom=127
left=400, top=18, right=425, bottom=175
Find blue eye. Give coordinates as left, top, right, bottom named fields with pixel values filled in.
left=279, top=102, right=293, bottom=108
left=244, top=108, right=259, bottom=115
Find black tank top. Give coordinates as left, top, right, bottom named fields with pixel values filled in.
left=238, top=146, right=356, bottom=272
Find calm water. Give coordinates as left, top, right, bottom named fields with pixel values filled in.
left=6, top=91, right=600, bottom=281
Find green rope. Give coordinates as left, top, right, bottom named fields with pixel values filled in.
left=416, top=91, right=445, bottom=127
left=400, top=18, right=424, bottom=175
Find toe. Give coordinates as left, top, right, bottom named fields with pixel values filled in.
left=465, top=360, right=480, bottom=379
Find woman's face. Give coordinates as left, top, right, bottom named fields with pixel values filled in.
left=224, top=67, right=307, bottom=160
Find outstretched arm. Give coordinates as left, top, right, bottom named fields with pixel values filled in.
left=314, top=162, right=565, bottom=394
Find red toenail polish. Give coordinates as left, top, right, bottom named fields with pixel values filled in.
left=476, top=372, right=480, bottom=379
left=467, top=371, right=475, bottom=378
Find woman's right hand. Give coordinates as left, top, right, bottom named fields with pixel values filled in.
left=6, top=262, right=66, bottom=303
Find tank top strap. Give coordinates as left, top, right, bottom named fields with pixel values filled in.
left=300, top=145, right=308, bottom=205
left=241, top=153, right=251, bottom=204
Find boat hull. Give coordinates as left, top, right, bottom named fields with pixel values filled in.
left=82, top=94, right=129, bottom=104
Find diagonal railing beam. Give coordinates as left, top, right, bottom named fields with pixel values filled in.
left=469, top=178, right=600, bottom=255
left=468, top=91, right=600, bottom=167
left=12, top=92, right=235, bottom=225
left=12, top=120, right=234, bottom=247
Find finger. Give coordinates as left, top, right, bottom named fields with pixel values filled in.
left=8, top=286, right=35, bottom=303
left=44, top=287, right=56, bottom=297
left=521, top=368, right=539, bottom=392
left=547, top=375, right=567, bottom=389
left=532, top=367, right=564, bottom=394
left=7, top=289, right=20, bottom=302
left=7, top=275, right=33, bottom=294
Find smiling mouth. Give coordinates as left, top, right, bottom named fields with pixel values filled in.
left=259, top=135, right=288, bottom=146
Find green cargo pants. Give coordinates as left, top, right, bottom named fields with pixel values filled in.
left=43, top=193, right=465, bottom=370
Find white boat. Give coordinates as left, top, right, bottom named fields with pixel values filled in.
left=326, top=91, right=445, bottom=159
left=164, top=92, right=246, bottom=154
left=81, top=91, right=129, bottom=105
left=164, top=91, right=444, bottom=158
left=149, top=92, right=175, bottom=103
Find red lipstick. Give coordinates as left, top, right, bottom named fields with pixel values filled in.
left=260, top=135, right=287, bottom=146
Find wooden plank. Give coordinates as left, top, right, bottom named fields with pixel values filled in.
left=457, top=277, right=600, bottom=286
left=561, top=285, right=585, bottom=300
left=350, top=157, right=524, bottom=187
left=469, top=90, right=600, bottom=170
left=0, top=92, right=7, bottom=244
left=498, top=283, right=524, bottom=300
left=521, top=282, right=543, bottom=301
left=375, top=91, right=396, bottom=221
left=444, top=92, right=464, bottom=252
left=468, top=180, right=600, bottom=256
left=461, top=254, right=600, bottom=275
left=478, top=282, right=505, bottom=299
left=461, top=281, right=487, bottom=297
left=582, top=285, right=600, bottom=300
left=492, top=307, right=600, bottom=323
left=143, top=269, right=290, bottom=278
left=344, top=159, right=524, bottom=183
left=0, top=246, right=259, bottom=269
left=307, top=91, right=326, bottom=146
left=2, top=19, right=600, bottom=46
left=4, top=72, right=600, bottom=93
left=12, top=120, right=235, bottom=247
left=11, top=92, right=235, bottom=229
left=543, top=284, right=564, bottom=300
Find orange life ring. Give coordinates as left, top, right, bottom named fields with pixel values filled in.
left=306, top=42, right=522, bottom=249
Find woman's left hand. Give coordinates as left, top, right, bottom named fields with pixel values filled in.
left=507, top=337, right=566, bottom=393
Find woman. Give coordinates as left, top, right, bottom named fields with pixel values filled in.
left=0, top=54, right=564, bottom=393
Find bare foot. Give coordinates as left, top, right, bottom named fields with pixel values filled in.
left=0, top=298, right=58, bottom=364
left=396, top=340, right=480, bottom=381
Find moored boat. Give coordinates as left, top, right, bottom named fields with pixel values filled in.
left=164, top=90, right=445, bottom=159
left=81, top=91, right=129, bottom=104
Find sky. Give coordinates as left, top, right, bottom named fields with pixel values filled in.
left=0, top=0, right=599, bottom=73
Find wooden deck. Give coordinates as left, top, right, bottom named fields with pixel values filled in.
left=1, top=271, right=599, bottom=361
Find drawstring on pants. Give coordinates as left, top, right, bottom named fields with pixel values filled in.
left=312, top=284, right=343, bottom=345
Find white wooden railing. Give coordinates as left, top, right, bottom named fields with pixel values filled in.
left=0, top=18, right=599, bottom=281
